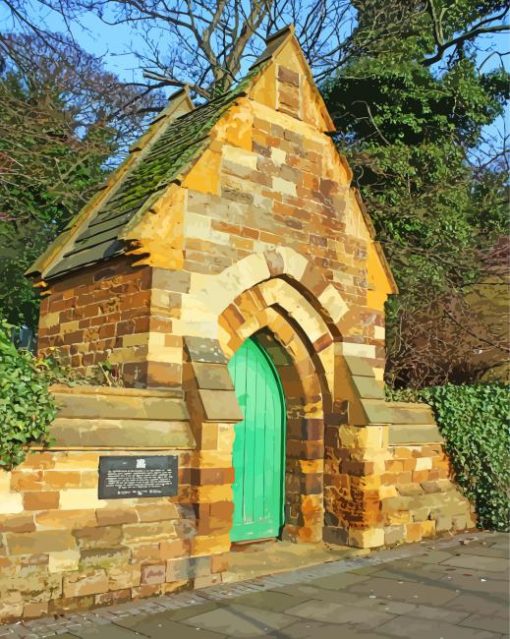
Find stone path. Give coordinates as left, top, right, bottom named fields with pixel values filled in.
left=1, top=531, right=508, bottom=639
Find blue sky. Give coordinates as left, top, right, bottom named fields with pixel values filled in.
left=1, top=0, right=508, bottom=137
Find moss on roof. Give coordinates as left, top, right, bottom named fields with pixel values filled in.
left=43, top=71, right=259, bottom=280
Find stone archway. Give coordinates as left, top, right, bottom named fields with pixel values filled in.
left=218, top=281, right=336, bottom=544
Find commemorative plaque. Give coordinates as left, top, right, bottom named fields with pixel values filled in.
left=98, top=455, right=178, bottom=499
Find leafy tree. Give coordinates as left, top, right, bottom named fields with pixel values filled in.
left=0, top=34, right=160, bottom=332
left=324, top=0, right=509, bottom=387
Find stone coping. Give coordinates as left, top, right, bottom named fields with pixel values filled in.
left=50, top=384, right=183, bottom=398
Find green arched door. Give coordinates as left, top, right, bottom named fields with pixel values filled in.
left=228, top=338, right=286, bottom=542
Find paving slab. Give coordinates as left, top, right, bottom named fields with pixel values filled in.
left=283, top=599, right=395, bottom=628
left=445, top=592, right=510, bottom=617
left=225, top=591, right=312, bottom=613
left=460, top=613, right=510, bottom=635
left=346, top=575, right=461, bottom=606
left=1, top=531, right=508, bottom=639
left=180, top=604, right=295, bottom=637
left=243, top=620, right=391, bottom=639
left=113, top=611, right=226, bottom=639
left=305, top=572, right=371, bottom=590
left=441, top=554, right=509, bottom=572
left=377, top=615, right=503, bottom=639
left=58, top=625, right=144, bottom=639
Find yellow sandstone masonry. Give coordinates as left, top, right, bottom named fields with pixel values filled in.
left=1, top=25, right=475, bottom=625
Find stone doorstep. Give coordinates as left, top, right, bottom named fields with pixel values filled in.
left=1, top=530, right=494, bottom=638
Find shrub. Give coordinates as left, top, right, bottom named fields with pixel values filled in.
left=388, top=383, right=509, bottom=531
left=0, top=319, right=57, bottom=469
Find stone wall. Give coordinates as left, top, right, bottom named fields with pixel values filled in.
left=19, top=30, right=478, bottom=624
left=0, top=386, right=236, bottom=623
left=37, top=258, right=154, bottom=387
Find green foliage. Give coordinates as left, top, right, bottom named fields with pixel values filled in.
left=324, top=0, right=509, bottom=387
left=0, top=35, right=159, bottom=332
left=0, top=320, right=57, bottom=469
left=387, top=383, right=510, bottom=531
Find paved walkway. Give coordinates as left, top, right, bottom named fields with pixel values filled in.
left=2, top=531, right=508, bottom=639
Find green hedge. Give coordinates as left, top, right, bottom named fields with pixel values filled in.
left=389, top=383, right=509, bottom=531
left=0, top=320, right=57, bottom=469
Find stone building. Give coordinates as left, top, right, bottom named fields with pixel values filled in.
left=0, top=26, right=473, bottom=621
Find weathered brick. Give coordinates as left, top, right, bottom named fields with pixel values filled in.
left=141, top=563, right=166, bottom=585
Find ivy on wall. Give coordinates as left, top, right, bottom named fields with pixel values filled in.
left=389, top=383, right=510, bottom=531
left=0, top=320, right=56, bottom=469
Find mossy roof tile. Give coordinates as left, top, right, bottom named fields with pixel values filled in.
left=44, top=78, right=256, bottom=280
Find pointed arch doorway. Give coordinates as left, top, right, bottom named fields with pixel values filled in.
left=228, top=337, right=286, bottom=542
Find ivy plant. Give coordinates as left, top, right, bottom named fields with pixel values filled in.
left=388, top=383, right=510, bottom=531
left=0, top=319, right=57, bottom=469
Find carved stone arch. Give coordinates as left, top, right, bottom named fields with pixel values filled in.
left=218, top=287, right=333, bottom=543
left=189, top=248, right=348, bottom=340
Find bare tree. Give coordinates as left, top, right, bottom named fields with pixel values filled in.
left=50, top=0, right=354, bottom=99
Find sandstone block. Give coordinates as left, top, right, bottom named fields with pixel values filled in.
left=384, top=525, right=405, bottom=546
left=79, top=545, right=131, bottom=567
left=94, top=588, right=131, bottom=606
left=74, top=525, right=123, bottom=549
left=210, top=553, right=229, bottom=573
left=48, top=549, right=80, bottom=573
left=386, top=511, right=412, bottom=525
left=420, top=481, right=441, bottom=494
left=23, top=492, right=60, bottom=511
left=131, top=542, right=162, bottom=562
left=42, top=471, right=82, bottom=489
left=6, top=530, right=76, bottom=555
left=405, top=522, right=422, bottom=542
left=194, top=574, right=221, bottom=588
left=420, top=520, right=436, bottom=538
left=348, top=527, right=384, bottom=548
left=452, top=514, right=469, bottom=531
left=191, top=533, right=230, bottom=556
left=414, top=457, right=433, bottom=471
left=59, top=489, right=106, bottom=511
left=131, top=583, right=162, bottom=599
left=48, top=594, right=95, bottom=615
left=166, top=557, right=190, bottom=581
left=396, top=483, right=423, bottom=497
left=411, top=507, right=430, bottom=522
left=36, top=509, right=97, bottom=530
left=159, top=539, right=189, bottom=560
left=108, top=565, right=141, bottom=590
left=63, top=570, right=109, bottom=598
left=135, top=503, right=179, bottom=523
left=434, top=514, right=453, bottom=531
left=23, top=601, right=48, bottom=619
left=0, top=514, right=35, bottom=533
left=381, top=496, right=410, bottom=512
left=141, top=563, right=166, bottom=585
left=122, top=521, right=176, bottom=543
left=0, top=493, right=23, bottom=515
left=96, top=508, right=138, bottom=526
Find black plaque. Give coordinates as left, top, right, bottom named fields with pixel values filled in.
left=98, top=455, right=178, bottom=499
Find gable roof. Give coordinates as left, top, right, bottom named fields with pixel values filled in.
left=29, top=78, right=258, bottom=281
left=26, top=26, right=337, bottom=283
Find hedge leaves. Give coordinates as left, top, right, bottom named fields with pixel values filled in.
left=0, top=320, right=56, bottom=469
